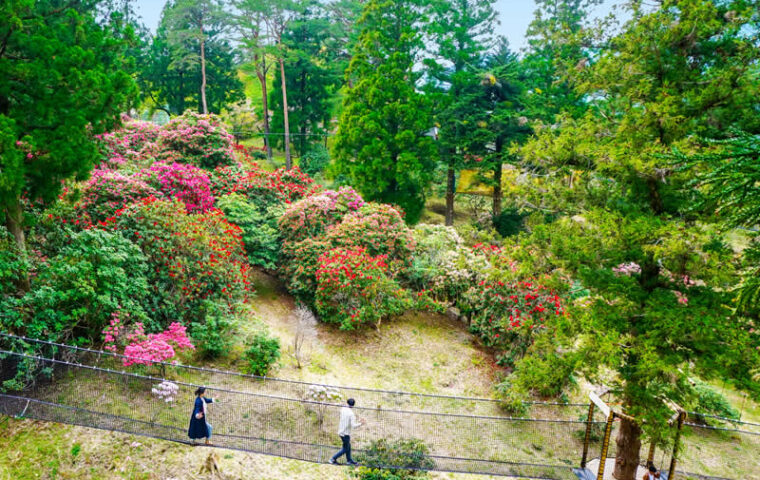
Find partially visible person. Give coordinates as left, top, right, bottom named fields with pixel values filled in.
left=188, top=386, right=214, bottom=445
left=329, top=398, right=363, bottom=465
left=643, top=464, right=661, bottom=480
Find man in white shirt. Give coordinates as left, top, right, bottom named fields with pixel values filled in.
left=329, top=398, right=363, bottom=465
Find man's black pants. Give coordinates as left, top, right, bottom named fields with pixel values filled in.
left=331, top=435, right=353, bottom=463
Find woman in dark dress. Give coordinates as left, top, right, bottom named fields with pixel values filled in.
left=188, top=387, right=214, bottom=445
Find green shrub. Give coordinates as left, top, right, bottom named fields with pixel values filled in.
left=0, top=228, right=29, bottom=296
left=244, top=333, right=281, bottom=376
left=299, top=145, right=330, bottom=176
left=216, top=194, right=283, bottom=270
left=190, top=301, right=237, bottom=359
left=352, top=438, right=433, bottom=480
left=1, top=229, right=150, bottom=340
left=691, top=381, right=740, bottom=421
left=492, top=207, right=528, bottom=238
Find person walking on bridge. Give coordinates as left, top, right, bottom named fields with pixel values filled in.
left=188, top=387, right=214, bottom=445
left=329, top=398, right=363, bottom=465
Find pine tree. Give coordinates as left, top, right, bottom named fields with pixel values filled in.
left=426, top=0, right=497, bottom=225
left=333, top=0, right=436, bottom=224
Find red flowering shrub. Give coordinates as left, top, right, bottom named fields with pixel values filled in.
left=158, top=112, right=236, bottom=170
left=210, top=164, right=320, bottom=207
left=108, top=197, right=253, bottom=324
left=80, top=168, right=161, bottom=222
left=138, top=162, right=215, bottom=213
left=280, top=237, right=333, bottom=299
left=460, top=280, right=565, bottom=366
left=314, top=247, right=412, bottom=330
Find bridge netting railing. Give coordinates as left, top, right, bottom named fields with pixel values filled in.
left=0, top=348, right=595, bottom=479
left=0, top=333, right=587, bottom=419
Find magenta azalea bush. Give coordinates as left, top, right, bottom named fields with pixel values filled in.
left=138, top=162, right=215, bottom=213
left=103, top=312, right=194, bottom=366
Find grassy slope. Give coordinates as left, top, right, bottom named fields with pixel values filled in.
left=0, top=271, right=509, bottom=480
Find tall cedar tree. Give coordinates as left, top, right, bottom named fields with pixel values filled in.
left=269, top=4, right=340, bottom=156
left=426, top=0, right=497, bottom=225
left=145, top=1, right=243, bottom=115
left=0, top=0, right=136, bottom=291
left=510, top=2, right=760, bottom=478
left=333, top=0, right=436, bottom=224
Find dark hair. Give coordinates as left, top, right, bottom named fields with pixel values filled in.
left=347, top=398, right=355, bottom=407
left=195, top=387, right=206, bottom=396
left=648, top=465, right=657, bottom=473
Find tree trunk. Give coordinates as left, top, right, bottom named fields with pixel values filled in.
left=493, top=161, right=503, bottom=218
left=613, top=417, right=642, bottom=480
left=445, top=164, right=455, bottom=226
left=280, top=57, right=291, bottom=169
left=199, top=25, right=208, bottom=115
left=5, top=199, right=30, bottom=292
left=258, top=57, right=272, bottom=160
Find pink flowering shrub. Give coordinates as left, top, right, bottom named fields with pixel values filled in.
left=80, top=168, right=162, bottom=222
left=314, top=247, right=413, bottom=330
left=612, top=262, right=642, bottom=276
left=96, top=120, right=162, bottom=169
left=324, top=203, right=415, bottom=273
left=158, top=112, right=236, bottom=170
left=279, top=187, right=365, bottom=243
left=138, top=162, right=215, bottom=213
left=102, top=313, right=194, bottom=366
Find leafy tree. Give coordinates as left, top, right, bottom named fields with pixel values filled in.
left=426, top=0, right=497, bottom=225
left=269, top=3, right=340, bottom=156
left=0, top=0, right=136, bottom=290
left=333, top=0, right=436, bottom=224
left=509, top=2, right=760, bottom=478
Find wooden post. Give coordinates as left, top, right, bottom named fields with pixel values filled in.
left=597, top=412, right=615, bottom=480
left=668, top=411, right=686, bottom=480
left=581, top=402, right=595, bottom=468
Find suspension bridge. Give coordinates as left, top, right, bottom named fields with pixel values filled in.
left=1, top=333, right=758, bottom=480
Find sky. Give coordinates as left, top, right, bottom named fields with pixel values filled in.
left=133, top=0, right=620, bottom=52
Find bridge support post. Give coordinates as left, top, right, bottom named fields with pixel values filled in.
left=581, top=402, right=595, bottom=468
left=668, top=411, right=686, bottom=480
left=596, top=412, right=615, bottom=480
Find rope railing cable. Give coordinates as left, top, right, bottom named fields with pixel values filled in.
left=0, top=350, right=594, bottom=424
left=0, top=333, right=585, bottom=408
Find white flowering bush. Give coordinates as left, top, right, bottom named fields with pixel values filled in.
left=151, top=381, right=179, bottom=404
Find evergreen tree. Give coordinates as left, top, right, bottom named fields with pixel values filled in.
left=509, top=2, right=760, bottom=478
left=426, top=0, right=497, bottom=225
left=269, top=3, right=340, bottom=156
left=0, top=0, right=137, bottom=290
left=333, top=0, right=436, bottom=224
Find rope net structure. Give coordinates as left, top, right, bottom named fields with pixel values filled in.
left=1, top=334, right=759, bottom=479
